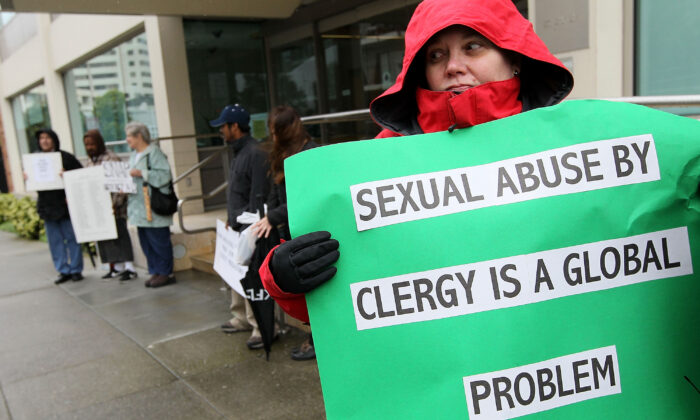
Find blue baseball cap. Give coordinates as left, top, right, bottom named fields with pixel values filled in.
left=209, top=104, right=250, bottom=128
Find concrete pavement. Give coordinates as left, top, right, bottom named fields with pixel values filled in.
left=0, top=231, right=325, bottom=419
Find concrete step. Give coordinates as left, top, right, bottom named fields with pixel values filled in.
left=190, top=251, right=216, bottom=275
left=127, top=208, right=226, bottom=274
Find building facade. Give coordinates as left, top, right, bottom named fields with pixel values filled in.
left=0, top=0, right=698, bottom=212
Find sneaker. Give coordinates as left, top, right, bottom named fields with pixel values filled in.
left=54, top=273, right=72, bottom=285
left=101, top=270, right=118, bottom=279
left=290, top=339, right=316, bottom=361
left=71, top=273, right=84, bottom=282
left=118, top=270, right=138, bottom=281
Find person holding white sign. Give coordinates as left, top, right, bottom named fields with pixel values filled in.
left=259, top=0, right=574, bottom=322
left=83, top=129, right=137, bottom=281
left=209, top=104, right=271, bottom=351
left=32, top=128, right=85, bottom=284
left=125, top=122, right=175, bottom=288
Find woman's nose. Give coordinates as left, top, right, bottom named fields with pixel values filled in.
left=445, top=52, right=466, bottom=76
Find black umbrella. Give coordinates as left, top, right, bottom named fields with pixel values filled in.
left=239, top=195, right=279, bottom=360
left=240, top=233, right=279, bottom=360
left=84, top=242, right=97, bottom=268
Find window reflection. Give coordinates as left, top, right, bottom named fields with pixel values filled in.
left=318, top=5, right=414, bottom=142
left=184, top=20, right=270, bottom=146
left=64, top=33, right=157, bottom=155
left=11, top=84, right=51, bottom=154
left=636, top=0, right=700, bottom=117
left=272, top=38, right=318, bottom=117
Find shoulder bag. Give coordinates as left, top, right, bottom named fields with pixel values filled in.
left=146, top=154, right=178, bottom=216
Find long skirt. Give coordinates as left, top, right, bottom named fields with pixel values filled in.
left=97, top=217, right=134, bottom=263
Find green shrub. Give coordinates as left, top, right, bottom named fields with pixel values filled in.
left=0, top=193, right=44, bottom=240
left=0, top=193, right=13, bottom=223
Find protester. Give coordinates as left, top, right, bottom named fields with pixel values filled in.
left=251, top=105, right=319, bottom=360
left=83, top=129, right=137, bottom=281
left=259, top=0, right=574, bottom=322
left=209, top=104, right=271, bottom=350
left=32, top=128, right=84, bottom=284
left=125, top=122, right=175, bottom=288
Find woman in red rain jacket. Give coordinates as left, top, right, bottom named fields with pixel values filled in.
left=260, top=0, right=574, bottom=323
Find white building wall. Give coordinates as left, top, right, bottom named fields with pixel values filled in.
left=0, top=13, right=202, bottom=213
left=529, top=0, right=628, bottom=99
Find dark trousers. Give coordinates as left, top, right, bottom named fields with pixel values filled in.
left=44, top=217, right=83, bottom=275
left=136, top=227, right=173, bottom=275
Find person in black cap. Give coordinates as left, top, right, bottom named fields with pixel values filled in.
left=210, top=104, right=271, bottom=350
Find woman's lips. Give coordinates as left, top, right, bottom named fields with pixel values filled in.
left=447, top=84, right=473, bottom=93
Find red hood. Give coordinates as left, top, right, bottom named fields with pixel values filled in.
left=370, top=0, right=573, bottom=136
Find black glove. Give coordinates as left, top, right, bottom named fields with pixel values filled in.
left=270, top=231, right=340, bottom=294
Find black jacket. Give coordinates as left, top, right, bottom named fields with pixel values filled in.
left=266, top=140, right=319, bottom=240
left=35, top=130, right=83, bottom=221
left=227, top=135, right=270, bottom=232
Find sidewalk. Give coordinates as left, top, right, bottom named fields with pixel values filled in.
left=0, top=231, right=324, bottom=420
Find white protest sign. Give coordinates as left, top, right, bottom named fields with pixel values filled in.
left=63, top=166, right=118, bottom=243
left=350, top=227, right=691, bottom=330
left=22, top=152, right=64, bottom=191
left=213, top=219, right=247, bottom=297
left=350, top=135, right=659, bottom=231
left=102, top=161, right=136, bottom=193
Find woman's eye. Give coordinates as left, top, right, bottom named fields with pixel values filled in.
left=466, top=42, right=482, bottom=51
left=427, top=49, right=445, bottom=62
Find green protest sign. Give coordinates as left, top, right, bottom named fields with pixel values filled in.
left=285, top=100, right=700, bottom=419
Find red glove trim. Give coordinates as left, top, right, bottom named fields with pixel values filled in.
left=259, top=242, right=310, bottom=323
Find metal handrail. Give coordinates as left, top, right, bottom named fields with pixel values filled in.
left=107, top=95, right=700, bottom=151
left=106, top=132, right=221, bottom=147
left=300, top=108, right=370, bottom=124
left=599, top=94, right=700, bottom=107
left=174, top=94, right=700, bottom=235
left=177, top=181, right=228, bottom=234
left=173, top=145, right=227, bottom=185
left=174, top=145, right=229, bottom=233
left=293, top=95, right=700, bottom=127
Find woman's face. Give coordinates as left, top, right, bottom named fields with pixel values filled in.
left=126, top=133, right=141, bottom=150
left=424, top=27, right=517, bottom=93
left=38, top=133, right=54, bottom=152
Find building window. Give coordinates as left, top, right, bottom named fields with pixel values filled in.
left=636, top=0, right=700, bottom=97
left=88, top=61, right=116, bottom=68
left=63, top=32, right=157, bottom=155
left=11, top=84, right=51, bottom=155
left=91, top=73, right=118, bottom=79
left=264, top=2, right=419, bottom=144
left=271, top=38, right=319, bottom=119
left=184, top=20, right=269, bottom=147
left=320, top=5, right=414, bottom=142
